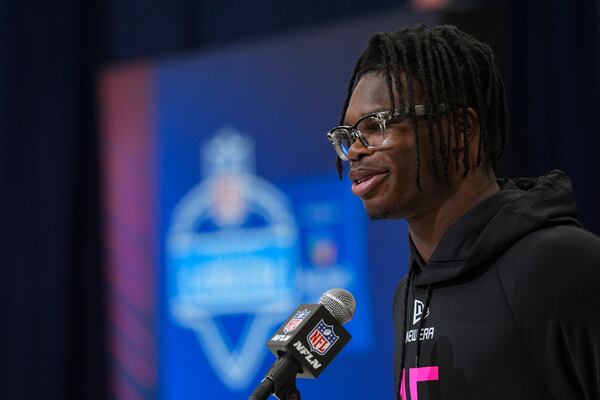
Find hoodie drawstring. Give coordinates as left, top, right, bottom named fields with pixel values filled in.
left=396, top=272, right=433, bottom=400
left=415, top=285, right=433, bottom=368
left=396, top=268, right=413, bottom=400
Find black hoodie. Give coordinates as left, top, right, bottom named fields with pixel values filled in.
left=393, top=170, right=600, bottom=400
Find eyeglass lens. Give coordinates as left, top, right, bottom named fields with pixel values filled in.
left=331, top=115, right=386, bottom=157
left=357, top=116, right=385, bottom=147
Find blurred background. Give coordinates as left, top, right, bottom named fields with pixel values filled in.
left=2, top=0, right=599, bottom=399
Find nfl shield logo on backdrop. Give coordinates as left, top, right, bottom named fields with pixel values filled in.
left=167, top=128, right=298, bottom=390
left=307, top=319, right=339, bottom=355
left=283, top=308, right=311, bottom=334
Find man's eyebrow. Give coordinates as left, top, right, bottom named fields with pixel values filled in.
left=343, top=107, right=391, bottom=125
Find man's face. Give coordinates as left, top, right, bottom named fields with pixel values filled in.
left=345, top=72, right=451, bottom=220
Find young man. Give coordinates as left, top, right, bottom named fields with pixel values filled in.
left=326, top=25, right=600, bottom=399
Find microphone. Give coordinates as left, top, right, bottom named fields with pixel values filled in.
left=249, top=288, right=356, bottom=400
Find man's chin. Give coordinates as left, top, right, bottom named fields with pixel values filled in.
left=364, top=203, right=405, bottom=220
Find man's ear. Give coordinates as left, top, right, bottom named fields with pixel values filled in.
left=443, top=107, right=481, bottom=174
left=452, top=107, right=479, bottom=151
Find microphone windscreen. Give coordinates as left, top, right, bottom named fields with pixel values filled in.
left=319, top=288, right=356, bottom=325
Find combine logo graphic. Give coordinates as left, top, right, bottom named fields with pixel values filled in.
left=166, top=127, right=298, bottom=390
left=307, top=319, right=339, bottom=355
left=283, top=309, right=310, bottom=334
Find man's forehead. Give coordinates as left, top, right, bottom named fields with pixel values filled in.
left=344, top=72, right=422, bottom=124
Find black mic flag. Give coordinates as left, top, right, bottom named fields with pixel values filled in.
left=249, top=288, right=355, bottom=400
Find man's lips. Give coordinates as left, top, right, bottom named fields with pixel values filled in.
left=349, top=168, right=389, bottom=197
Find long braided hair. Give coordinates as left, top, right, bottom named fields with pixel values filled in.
left=337, top=25, right=508, bottom=190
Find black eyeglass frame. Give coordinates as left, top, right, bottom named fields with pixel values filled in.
left=326, top=104, right=430, bottom=161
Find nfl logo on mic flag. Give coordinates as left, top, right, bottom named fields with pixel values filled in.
left=308, top=320, right=339, bottom=355
left=284, top=309, right=311, bottom=333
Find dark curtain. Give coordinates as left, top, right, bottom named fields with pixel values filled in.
left=1, top=2, right=108, bottom=399
left=506, top=0, right=600, bottom=233
left=1, top=1, right=597, bottom=399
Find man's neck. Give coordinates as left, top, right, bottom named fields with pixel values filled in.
left=408, top=175, right=500, bottom=263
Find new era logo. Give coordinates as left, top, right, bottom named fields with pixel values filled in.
left=413, top=300, right=430, bottom=325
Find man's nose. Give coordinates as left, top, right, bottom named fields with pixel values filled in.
left=347, top=139, right=374, bottom=161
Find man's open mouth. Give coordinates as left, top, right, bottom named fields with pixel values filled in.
left=350, top=171, right=388, bottom=197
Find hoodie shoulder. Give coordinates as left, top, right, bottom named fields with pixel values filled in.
left=498, top=224, right=600, bottom=289
left=497, top=224, right=600, bottom=399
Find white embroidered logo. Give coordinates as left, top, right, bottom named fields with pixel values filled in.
left=412, top=299, right=430, bottom=325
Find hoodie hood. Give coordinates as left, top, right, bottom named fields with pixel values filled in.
left=410, top=169, right=581, bottom=287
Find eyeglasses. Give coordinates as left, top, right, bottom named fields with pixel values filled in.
left=326, top=105, right=428, bottom=161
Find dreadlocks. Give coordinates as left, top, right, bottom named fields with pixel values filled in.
left=337, top=25, right=508, bottom=190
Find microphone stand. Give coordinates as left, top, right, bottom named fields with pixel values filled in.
left=249, top=354, right=302, bottom=400
left=274, top=375, right=301, bottom=400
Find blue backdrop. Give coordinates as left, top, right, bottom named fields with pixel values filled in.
left=154, top=10, right=437, bottom=399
